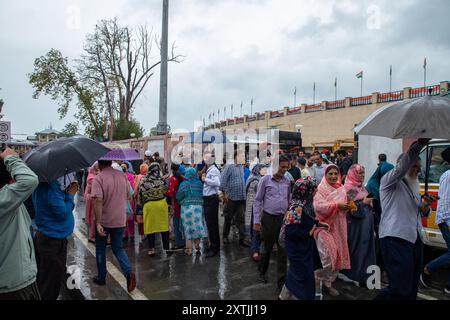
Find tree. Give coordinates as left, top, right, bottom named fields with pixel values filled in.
left=60, top=122, right=80, bottom=137
left=112, top=118, right=145, bottom=141
left=29, top=18, right=183, bottom=140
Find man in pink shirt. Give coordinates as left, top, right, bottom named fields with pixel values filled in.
left=91, top=160, right=136, bottom=292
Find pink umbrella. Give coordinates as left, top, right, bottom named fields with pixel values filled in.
left=99, top=148, right=141, bottom=161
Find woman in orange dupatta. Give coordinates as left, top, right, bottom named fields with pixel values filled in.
left=84, top=162, right=99, bottom=242
left=313, top=164, right=351, bottom=296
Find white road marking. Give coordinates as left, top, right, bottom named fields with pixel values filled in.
left=73, top=229, right=149, bottom=301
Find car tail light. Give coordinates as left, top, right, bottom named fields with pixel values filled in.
left=422, top=217, right=428, bottom=228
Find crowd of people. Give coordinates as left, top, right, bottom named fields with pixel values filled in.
left=1, top=139, right=450, bottom=300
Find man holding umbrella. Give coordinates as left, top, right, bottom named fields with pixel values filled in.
left=23, top=136, right=112, bottom=299
left=375, top=138, right=438, bottom=300
left=33, top=172, right=78, bottom=300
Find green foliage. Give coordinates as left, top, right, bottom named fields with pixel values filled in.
left=113, top=118, right=145, bottom=141
left=60, top=122, right=80, bottom=137
left=28, top=18, right=181, bottom=141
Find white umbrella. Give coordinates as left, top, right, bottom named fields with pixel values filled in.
left=354, top=95, right=450, bottom=139
left=354, top=94, right=450, bottom=193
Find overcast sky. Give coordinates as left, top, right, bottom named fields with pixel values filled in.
left=1, top=0, right=449, bottom=138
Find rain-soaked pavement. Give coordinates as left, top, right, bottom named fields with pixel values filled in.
left=65, top=195, right=450, bottom=301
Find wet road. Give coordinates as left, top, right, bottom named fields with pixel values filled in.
left=66, top=196, right=450, bottom=300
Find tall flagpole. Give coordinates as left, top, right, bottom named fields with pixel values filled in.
left=390, top=65, right=392, bottom=93
left=313, top=82, right=316, bottom=105
left=294, top=87, right=297, bottom=108
left=423, top=57, right=427, bottom=91
left=334, top=77, right=337, bottom=101
left=361, top=73, right=363, bottom=97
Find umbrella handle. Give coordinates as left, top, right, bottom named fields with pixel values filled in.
left=424, top=143, right=430, bottom=195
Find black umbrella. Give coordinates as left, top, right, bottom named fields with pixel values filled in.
left=23, top=136, right=110, bottom=182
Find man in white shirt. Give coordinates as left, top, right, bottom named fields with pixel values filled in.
left=305, top=154, right=316, bottom=179
left=201, top=151, right=221, bottom=258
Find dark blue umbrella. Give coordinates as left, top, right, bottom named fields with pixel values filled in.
left=23, top=136, right=110, bottom=182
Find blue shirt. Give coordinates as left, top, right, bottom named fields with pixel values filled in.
left=33, top=181, right=75, bottom=239
left=244, top=167, right=251, bottom=182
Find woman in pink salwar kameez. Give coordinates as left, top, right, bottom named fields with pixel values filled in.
left=84, top=162, right=99, bottom=242
left=122, top=162, right=136, bottom=241
left=313, top=164, right=351, bottom=296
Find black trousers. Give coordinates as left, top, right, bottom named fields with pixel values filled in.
left=372, top=199, right=384, bottom=271
left=148, top=232, right=170, bottom=250
left=0, top=282, right=41, bottom=300
left=204, top=195, right=220, bottom=252
left=374, top=236, right=423, bottom=300
left=35, top=232, right=68, bottom=300
left=223, top=200, right=246, bottom=241
left=258, top=212, right=287, bottom=287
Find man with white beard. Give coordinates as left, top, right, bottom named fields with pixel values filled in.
left=375, top=138, right=438, bottom=300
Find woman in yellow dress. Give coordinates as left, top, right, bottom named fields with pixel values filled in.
left=137, top=162, right=171, bottom=257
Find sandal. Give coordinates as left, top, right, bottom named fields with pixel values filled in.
left=184, top=248, right=193, bottom=256
left=252, top=252, right=260, bottom=263
left=147, top=249, right=156, bottom=257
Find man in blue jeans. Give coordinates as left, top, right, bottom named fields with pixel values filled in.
left=420, top=148, right=450, bottom=294
left=91, top=160, right=136, bottom=292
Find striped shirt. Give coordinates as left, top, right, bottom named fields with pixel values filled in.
left=436, top=170, right=450, bottom=226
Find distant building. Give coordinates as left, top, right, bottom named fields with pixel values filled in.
left=10, top=139, right=38, bottom=155
left=35, top=125, right=61, bottom=143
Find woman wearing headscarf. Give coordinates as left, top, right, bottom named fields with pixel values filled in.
left=244, top=164, right=268, bottom=262
left=279, top=177, right=329, bottom=300
left=134, top=163, right=149, bottom=241
left=137, top=162, right=171, bottom=257
left=176, top=168, right=208, bottom=256
left=84, top=162, right=99, bottom=243
left=341, top=164, right=376, bottom=286
left=167, top=163, right=185, bottom=250
left=313, top=164, right=351, bottom=296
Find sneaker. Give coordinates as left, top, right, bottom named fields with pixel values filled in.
left=420, top=272, right=432, bottom=289
left=127, top=272, right=136, bottom=293
left=444, top=286, right=450, bottom=294
left=251, top=252, right=261, bottom=263
left=93, top=276, right=106, bottom=286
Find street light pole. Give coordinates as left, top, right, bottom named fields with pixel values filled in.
left=156, top=0, right=169, bottom=135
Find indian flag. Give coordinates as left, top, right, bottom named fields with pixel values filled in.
left=356, top=71, right=363, bottom=79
